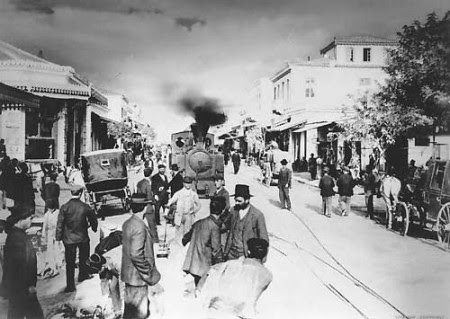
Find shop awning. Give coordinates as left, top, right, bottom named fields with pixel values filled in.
left=0, top=82, right=40, bottom=109
left=269, top=119, right=305, bottom=132
left=293, top=121, right=331, bottom=133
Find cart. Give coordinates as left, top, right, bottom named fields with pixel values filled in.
left=395, top=160, right=450, bottom=249
left=81, top=149, right=131, bottom=214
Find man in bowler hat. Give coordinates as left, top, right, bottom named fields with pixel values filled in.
left=224, top=184, right=269, bottom=261
left=56, top=184, right=98, bottom=292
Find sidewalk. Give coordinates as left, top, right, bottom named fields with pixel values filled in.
left=292, top=171, right=366, bottom=195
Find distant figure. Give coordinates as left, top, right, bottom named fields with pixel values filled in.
left=232, top=151, right=241, bottom=174
left=151, top=164, right=169, bottom=225
left=168, top=164, right=184, bottom=196
left=41, top=199, right=64, bottom=278
left=198, top=238, right=272, bottom=319
left=224, top=184, right=269, bottom=261
left=4, top=207, right=44, bottom=319
left=362, top=165, right=377, bottom=220
left=278, top=159, right=292, bottom=210
left=56, top=185, right=98, bottom=292
left=319, top=167, right=335, bottom=217
left=316, top=155, right=324, bottom=179
left=42, top=172, right=60, bottom=211
left=15, top=162, right=35, bottom=214
left=182, top=196, right=225, bottom=287
left=308, top=153, right=317, bottom=180
left=407, top=159, right=416, bottom=181
left=336, top=167, right=355, bottom=216
left=299, top=156, right=308, bottom=172
left=135, top=167, right=158, bottom=243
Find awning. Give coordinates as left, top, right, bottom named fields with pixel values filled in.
left=0, top=82, right=40, bottom=109
left=269, top=119, right=305, bottom=132
left=293, top=121, right=331, bottom=133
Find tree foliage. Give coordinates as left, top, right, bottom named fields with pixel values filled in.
left=341, top=11, right=450, bottom=149
left=107, top=118, right=156, bottom=143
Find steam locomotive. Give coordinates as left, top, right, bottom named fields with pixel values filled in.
left=171, top=122, right=224, bottom=198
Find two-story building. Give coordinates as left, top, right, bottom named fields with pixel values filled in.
left=268, top=35, right=397, bottom=167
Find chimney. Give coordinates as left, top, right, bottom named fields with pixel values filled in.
left=37, top=50, right=44, bottom=59
left=307, top=56, right=311, bottom=62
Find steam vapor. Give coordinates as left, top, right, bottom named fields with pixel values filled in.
left=178, top=95, right=227, bottom=126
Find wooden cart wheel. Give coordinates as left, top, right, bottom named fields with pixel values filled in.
left=436, top=202, right=450, bottom=249
left=396, top=202, right=409, bottom=236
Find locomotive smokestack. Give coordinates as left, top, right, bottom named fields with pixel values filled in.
left=178, top=95, right=227, bottom=146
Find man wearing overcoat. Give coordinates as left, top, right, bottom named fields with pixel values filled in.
left=224, top=184, right=269, bottom=261
left=136, top=167, right=158, bottom=242
left=56, top=184, right=98, bottom=292
left=121, top=194, right=161, bottom=319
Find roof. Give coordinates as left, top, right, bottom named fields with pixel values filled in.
left=320, top=35, right=398, bottom=55
left=293, top=121, right=332, bottom=133
left=81, top=149, right=126, bottom=157
left=0, top=81, right=40, bottom=109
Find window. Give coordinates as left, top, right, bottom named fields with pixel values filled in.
left=431, top=162, right=446, bottom=190
left=363, top=48, right=371, bottom=62
left=359, top=78, right=372, bottom=86
left=274, top=87, right=277, bottom=100
left=305, top=78, right=315, bottom=98
left=277, top=84, right=280, bottom=99
left=281, top=82, right=285, bottom=99
left=347, top=47, right=354, bottom=62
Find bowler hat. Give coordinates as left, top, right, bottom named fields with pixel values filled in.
left=231, top=184, right=253, bottom=198
left=6, top=206, right=33, bottom=227
left=158, top=163, right=166, bottom=169
left=171, top=164, right=179, bottom=171
left=280, top=159, right=288, bottom=165
left=143, top=167, right=153, bottom=177
left=86, top=253, right=106, bottom=273
left=71, top=184, right=84, bottom=196
left=183, top=176, right=193, bottom=183
left=213, top=174, right=224, bottom=181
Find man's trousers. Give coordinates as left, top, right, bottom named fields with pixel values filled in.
left=64, top=242, right=90, bottom=289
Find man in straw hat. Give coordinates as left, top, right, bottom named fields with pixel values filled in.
left=56, top=184, right=98, bottom=292
left=3, top=206, right=44, bottom=318
left=224, top=184, right=269, bottom=261
left=121, top=193, right=161, bottom=319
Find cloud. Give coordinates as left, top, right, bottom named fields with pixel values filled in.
left=11, top=0, right=54, bottom=14
left=174, top=17, right=206, bottom=31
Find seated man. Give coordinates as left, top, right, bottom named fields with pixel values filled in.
left=198, top=238, right=272, bottom=319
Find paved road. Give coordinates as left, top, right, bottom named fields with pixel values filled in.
left=1, top=163, right=449, bottom=319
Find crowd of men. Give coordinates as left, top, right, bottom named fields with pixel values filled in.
left=0, top=151, right=272, bottom=319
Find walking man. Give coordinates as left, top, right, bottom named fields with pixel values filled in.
left=4, top=207, right=44, bottom=319
left=362, top=165, right=377, bottom=220
left=232, top=151, right=241, bottom=174
left=198, top=238, right=272, bottom=319
left=56, top=185, right=98, bottom=292
left=308, top=153, right=317, bottom=180
left=336, top=166, right=355, bottom=216
left=319, top=167, right=335, bottom=217
left=135, top=167, right=158, bottom=243
left=224, top=184, right=269, bottom=261
left=151, top=164, right=169, bottom=225
left=121, top=195, right=161, bottom=319
left=166, top=176, right=201, bottom=237
left=182, top=196, right=225, bottom=287
left=278, top=159, right=292, bottom=210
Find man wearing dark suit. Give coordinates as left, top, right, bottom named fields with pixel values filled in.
left=278, top=159, right=292, bottom=210
left=151, top=164, right=169, bottom=225
left=56, top=184, right=98, bottom=292
left=121, top=194, right=160, bottom=319
left=224, top=184, right=269, bottom=261
left=14, top=162, right=35, bottom=214
left=168, top=164, right=184, bottom=196
left=135, top=168, right=158, bottom=243
left=42, top=172, right=60, bottom=211
left=231, top=151, right=241, bottom=174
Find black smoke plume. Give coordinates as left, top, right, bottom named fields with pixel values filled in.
left=178, top=95, right=227, bottom=142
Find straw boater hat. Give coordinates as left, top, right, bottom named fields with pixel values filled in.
left=70, top=184, right=84, bottom=196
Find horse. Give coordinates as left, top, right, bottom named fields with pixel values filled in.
left=380, top=173, right=402, bottom=229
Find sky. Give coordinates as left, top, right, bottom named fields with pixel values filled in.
left=0, top=0, right=449, bottom=142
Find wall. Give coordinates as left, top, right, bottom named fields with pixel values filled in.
left=335, top=44, right=391, bottom=66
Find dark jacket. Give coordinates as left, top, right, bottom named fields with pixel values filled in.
left=14, top=173, right=35, bottom=205
left=231, top=152, right=241, bottom=163
left=336, top=173, right=355, bottom=196
left=121, top=214, right=159, bottom=286
left=3, top=227, right=37, bottom=295
left=56, top=198, right=98, bottom=244
left=151, top=173, right=169, bottom=203
left=182, top=215, right=223, bottom=277
left=169, top=172, right=184, bottom=196
left=363, top=172, right=377, bottom=195
left=42, top=181, right=60, bottom=207
left=224, top=205, right=269, bottom=259
left=319, top=174, right=335, bottom=197
left=278, top=167, right=292, bottom=188
left=214, top=187, right=231, bottom=213
left=136, top=178, right=153, bottom=201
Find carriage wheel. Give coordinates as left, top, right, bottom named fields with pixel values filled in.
left=436, top=203, right=450, bottom=250
left=395, top=202, right=409, bottom=236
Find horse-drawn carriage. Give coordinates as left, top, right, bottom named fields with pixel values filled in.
left=81, top=149, right=131, bottom=214
left=390, top=160, right=450, bottom=249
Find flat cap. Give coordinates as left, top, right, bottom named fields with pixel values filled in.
left=183, top=176, right=193, bottom=183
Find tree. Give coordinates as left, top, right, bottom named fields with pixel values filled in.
left=341, top=11, right=450, bottom=166
left=107, top=118, right=156, bottom=146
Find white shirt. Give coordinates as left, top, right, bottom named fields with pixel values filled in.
left=239, top=205, right=250, bottom=220
left=167, top=187, right=200, bottom=216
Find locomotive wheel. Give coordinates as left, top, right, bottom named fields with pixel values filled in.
left=436, top=203, right=450, bottom=250
left=396, top=202, right=409, bottom=236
